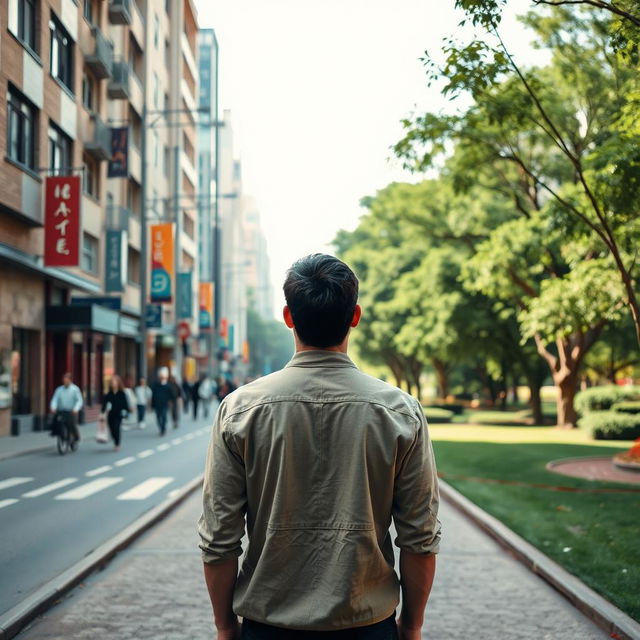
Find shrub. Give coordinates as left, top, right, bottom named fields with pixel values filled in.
left=423, top=407, right=454, bottom=423
left=428, top=403, right=465, bottom=415
left=574, top=386, right=640, bottom=415
left=578, top=411, right=640, bottom=440
left=611, top=401, right=640, bottom=415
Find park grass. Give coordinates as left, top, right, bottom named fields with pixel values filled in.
left=430, top=424, right=640, bottom=621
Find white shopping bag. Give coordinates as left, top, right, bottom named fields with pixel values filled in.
left=96, top=416, right=109, bottom=443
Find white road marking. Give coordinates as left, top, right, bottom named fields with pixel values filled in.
left=156, top=443, right=171, bottom=451
left=0, top=499, right=19, bottom=509
left=137, top=449, right=154, bottom=459
left=171, top=437, right=183, bottom=445
left=0, top=477, right=33, bottom=491
left=117, top=477, right=174, bottom=500
left=55, top=477, right=123, bottom=500
left=114, top=456, right=136, bottom=467
left=23, top=478, right=77, bottom=498
left=167, top=489, right=181, bottom=498
left=86, top=465, right=112, bottom=477
left=184, top=433, right=195, bottom=440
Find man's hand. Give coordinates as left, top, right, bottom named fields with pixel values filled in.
left=397, top=620, right=422, bottom=640
left=215, top=617, right=240, bottom=640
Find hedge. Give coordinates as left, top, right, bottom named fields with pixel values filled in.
left=611, top=401, right=640, bottom=415
left=578, top=410, right=640, bottom=440
left=574, top=386, right=640, bottom=415
left=423, top=407, right=454, bottom=423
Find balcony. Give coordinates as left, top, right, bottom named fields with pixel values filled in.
left=108, top=61, right=130, bottom=100
left=85, top=26, right=113, bottom=80
left=84, top=114, right=111, bottom=161
left=107, top=206, right=131, bottom=231
left=108, top=0, right=132, bottom=25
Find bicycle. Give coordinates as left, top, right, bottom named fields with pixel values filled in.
left=52, top=412, right=79, bottom=455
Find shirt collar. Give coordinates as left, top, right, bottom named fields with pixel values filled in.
left=285, top=350, right=357, bottom=369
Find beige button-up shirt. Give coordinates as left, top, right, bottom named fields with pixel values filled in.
left=198, top=350, right=440, bottom=631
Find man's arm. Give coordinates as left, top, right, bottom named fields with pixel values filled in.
left=203, top=558, right=240, bottom=639
left=73, top=386, right=83, bottom=412
left=398, top=550, right=436, bottom=638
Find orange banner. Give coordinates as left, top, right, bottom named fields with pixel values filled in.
left=199, top=282, right=214, bottom=331
left=150, top=224, right=174, bottom=302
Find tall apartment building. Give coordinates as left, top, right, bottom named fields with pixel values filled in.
left=0, top=0, right=202, bottom=438
left=243, top=197, right=273, bottom=321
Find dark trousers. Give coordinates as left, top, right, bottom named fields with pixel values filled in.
left=107, top=414, right=123, bottom=446
left=171, top=402, right=180, bottom=428
left=241, top=615, right=398, bottom=640
left=137, top=404, right=146, bottom=423
left=155, top=406, right=168, bottom=434
left=192, top=397, right=199, bottom=420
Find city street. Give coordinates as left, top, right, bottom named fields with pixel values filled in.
left=0, top=411, right=213, bottom=618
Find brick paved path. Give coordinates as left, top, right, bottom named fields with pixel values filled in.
left=16, top=491, right=607, bottom=639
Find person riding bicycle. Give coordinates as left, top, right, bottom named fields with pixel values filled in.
left=50, top=372, right=83, bottom=444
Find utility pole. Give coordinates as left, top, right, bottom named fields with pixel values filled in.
left=173, top=142, right=182, bottom=379
left=213, top=45, right=221, bottom=377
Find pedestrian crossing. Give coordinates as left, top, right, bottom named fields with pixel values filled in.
left=0, top=426, right=211, bottom=510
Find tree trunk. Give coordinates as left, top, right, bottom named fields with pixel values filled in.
left=555, top=372, right=579, bottom=428
left=528, top=381, right=543, bottom=425
left=432, top=358, right=449, bottom=399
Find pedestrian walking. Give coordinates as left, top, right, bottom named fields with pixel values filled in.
left=168, top=374, right=183, bottom=429
left=134, top=377, right=152, bottom=429
left=49, top=372, right=83, bottom=445
left=199, top=254, right=440, bottom=640
left=182, top=378, right=192, bottom=414
left=196, top=374, right=213, bottom=419
left=100, top=375, right=130, bottom=452
left=151, top=368, right=173, bottom=436
left=215, top=376, right=235, bottom=404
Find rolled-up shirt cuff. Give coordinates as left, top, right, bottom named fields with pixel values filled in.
left=200, top=544, right=243, bottom=565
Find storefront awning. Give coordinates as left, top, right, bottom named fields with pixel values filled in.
left=46, top=304, right=120, bottom=334
left=0, top=242, right=101, bottom=294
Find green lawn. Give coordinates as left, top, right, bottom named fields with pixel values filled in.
left=430, top=424, right=640, bottom=621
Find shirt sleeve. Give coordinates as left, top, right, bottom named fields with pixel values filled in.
left=50, top=387, right=59, bottom=412
left=392, top=403, right=441, bottom=555
left=198, top=401, right=247, bottom=564
left=73, top=386, right=83, bottom=412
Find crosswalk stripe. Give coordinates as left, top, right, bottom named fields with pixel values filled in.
left=55, top=477, right=123, bottom=500
left=171, top=437, right=183, bottom=445
left=86, top=465, right=112, bottom=477
left=114, top=456, right=136, bottom=467
left=0, top=477, right=33, bottom=491
left=184, top=433, right=195, bottom=440
left=137, top=449, right=154, bottom=458
left=22, top=478, right=77, bottom=498
left=116, top=477, right=174, bottom=500
left=0, top=499, right=19, bottom=509
left=156, top=443, right=170, bottom=451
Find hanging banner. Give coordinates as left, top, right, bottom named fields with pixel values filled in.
left=108, top=127, right=129, bottom=178
left=242, top=340, right=250, bottom=364
left=177, top=272, right=193, bottom=319
left=199, top=282, right=214, bottom=331
left=44, top=175, right=81, bottom=267
left=105, top=229, right=128, bottom=292
left=219, top=317, right=228, bottom=344
left=145, top=304, right=162, bottom=328
left=150, top=223, right=174, bottom=303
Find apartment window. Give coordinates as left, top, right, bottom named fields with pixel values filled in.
left=127, top=179, right=141, bottom=218
left=164, top=92, right=169, bottom=113
left=128, top=107, right=142, bottom=149
left=9, top=0, right=37, bottom=52
left=83, top=153, right=99, bottom=198
left=82, top=71, right=96, bottom=110
left=48, top=122, right=72, bottom=175
left=153, top=14, right=160, bottom=48
left=127, top=247, right=141, bottom=285
left=163, top=145, right=170, bottom=177
left=50, top=15, right=74, bottom=92
left=83, top=0, right=93, bottom=23
left=164, top=39, right=170, bottom=69
left=153, top=72, right=159, bottom=110
left=182, top=211, right=194, bottom=239
left=82, top=233, right=99, bottom=274
left=165, top=0, right=170, bottom=16
left=153, top=131, right=159, bottom=168
left=7, top=86, right=37, bottom=170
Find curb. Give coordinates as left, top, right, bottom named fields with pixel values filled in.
left=440, top=480, right=640, bottom=640
left=0, top=474, right=204, bottom=640
left=0, top=445, right=53, bottom=462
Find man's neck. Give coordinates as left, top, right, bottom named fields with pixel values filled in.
left=294, top=338, right=349, bottom=354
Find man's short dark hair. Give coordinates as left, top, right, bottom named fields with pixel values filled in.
left=283, top=254, right=359, bottom=348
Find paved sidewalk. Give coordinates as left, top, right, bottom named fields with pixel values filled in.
left=0, top=423, right=99, bottom=461
left=14, top=491, right=608, bottom=640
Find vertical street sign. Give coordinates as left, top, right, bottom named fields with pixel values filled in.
left=150, top=223, right=174, bottom=303
left=108, top=127, right=129, bottom=178
left=219, top=317, right=228, bottom=345
left=105, top=230, right=128, bottom=293
left=177, top=272, right=193, bottom=319
left=145, top=304, right=162, bottom=328
left=44, top=176, right=81, bottom=267
left=199, top=282, right=214, bottom=331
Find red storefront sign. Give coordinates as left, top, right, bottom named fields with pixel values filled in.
left=44, top=176, right=81, bottom=267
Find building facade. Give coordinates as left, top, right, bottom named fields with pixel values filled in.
left=0, top=0, right=203, bottom=438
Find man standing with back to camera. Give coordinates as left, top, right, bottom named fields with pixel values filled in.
left=199, top=254, right=440, bottom=640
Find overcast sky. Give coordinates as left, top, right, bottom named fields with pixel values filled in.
left=194, top=0, right=538, bottom=316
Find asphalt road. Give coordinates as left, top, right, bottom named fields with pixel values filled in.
left=0, top=408, right=214, bottom=617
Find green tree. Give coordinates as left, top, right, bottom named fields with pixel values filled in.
left=246, top=309, right=294, bottom=378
